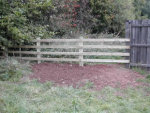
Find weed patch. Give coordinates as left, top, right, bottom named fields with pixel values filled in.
left=0, top=80, right=150, bottom=113
left=0, top=58, right=31, bottom=82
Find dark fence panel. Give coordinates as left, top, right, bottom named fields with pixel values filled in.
left=126, top=20, right=150, bottom=70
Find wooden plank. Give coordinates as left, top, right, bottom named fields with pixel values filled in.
left=12, top=45, right=79, bottom=49
left=130, top=20, right=137, bottom=66
left=83, top=38, right=130, bottom=42
left=130, top=63, right=150, bottom=68
left=15, top=57, right=79, bottom=62
left=137, top=20, right=142, bottom=65
left=83, top=59, right=130, bottom=63
left=32, top=39, right=80, bottom=42
left=132, top=24, right=150, bottom=27
left=134, top=20, right=139, bottom=66
left=147, top=20, right=150, bottom=70
left=83, top=52, right=130, bottom=56
left=83, top=45, right=130, bottom=49
left=32, top=38, right=130, bottom=43
left=6, top=51, right=130, bottom=56
left=7, top=51, right=38, bottom=54
left=140, top=20, right=148, bottom=65
left=131, top=44, right=150, bottom=47
left=13, top=46, right=37, bottom=49
left=37, top=38, right=41, bottom=63
left=12, top=45, right=130, bottom=49
left=79, top=36, right=83, bottom=66
left=125, top=20, right=132, bottom=67
left=19, top=46, right=21, bottom=59
left=126, top=20, right=132, bottom=39
left=14, top=45, right=79, bottom=49
left=11, top=56, right=130, bottom=63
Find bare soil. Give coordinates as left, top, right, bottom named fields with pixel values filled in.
left=30, top=63, right=144, bottom=90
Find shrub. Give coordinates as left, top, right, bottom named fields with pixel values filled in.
left=0, top=58, right=31, bottom=82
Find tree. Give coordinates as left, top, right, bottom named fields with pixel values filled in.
left=90, top=0, right=135, bottom=35
left=142, top=0, right=150, bottom=19
left=133, top=0, right=147, bottom=19
left=0, top=0, right=53, bottom=49
left=0, top=0, right=28, bottom=49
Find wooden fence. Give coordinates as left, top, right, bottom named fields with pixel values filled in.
left=0, top=37, right=130, bottom=66
left=126, top=20, right=150, bottom=69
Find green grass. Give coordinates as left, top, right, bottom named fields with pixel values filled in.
left=132, top=67, right=148, bottom=75
left=0, top=80, right=150, bottom=113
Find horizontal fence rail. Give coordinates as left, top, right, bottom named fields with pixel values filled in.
left=0, top=37, right=130, bottom=66
left=3, top=51, right=130, bottom=56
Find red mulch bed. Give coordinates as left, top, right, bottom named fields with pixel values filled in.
left=30, top=63, right=145, bottom=90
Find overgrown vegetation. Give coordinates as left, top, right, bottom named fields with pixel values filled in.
left=0, top=0, right=150, bottom=50
left=0, top=58, right=31, bottom=81
left=0, top=80, right=150, bottom=113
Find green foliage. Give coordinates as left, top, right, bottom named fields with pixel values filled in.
left=0, top=0, right=28, bottom=49
left=142, top=0, right=150, bottom=19
left=0, top=58, right=31, bottom=82
left=133, top=0, right=147, bottom=19
left=90, top=0, right=135, bottom=35
left=0, top=0, right=54, bottom=50
left=146, top=75, right=150, bottom=79
left=0, top=0, right=150, bottom=49
left=132, top=67, right=148, bottom=75
left=0, top=80, right=150, bottom=113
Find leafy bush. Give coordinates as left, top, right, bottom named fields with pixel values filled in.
left=0, top=0, right=54, bottom=50
left=0, top=58, right=31, bottom=82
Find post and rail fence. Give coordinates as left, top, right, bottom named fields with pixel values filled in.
left=0, top=20, right=150, bottom=69
left=0, top=37, right=130, bottom=66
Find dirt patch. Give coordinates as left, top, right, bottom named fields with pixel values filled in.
left=30, top=63, right=144, bottom=90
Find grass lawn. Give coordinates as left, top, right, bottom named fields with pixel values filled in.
left=0, top=79, right=150, bottom=113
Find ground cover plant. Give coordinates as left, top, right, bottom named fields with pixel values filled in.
left=0, top=79, right=150, bottom=113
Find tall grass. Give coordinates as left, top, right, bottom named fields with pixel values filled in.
left=0, top=80, right=150, bottom=113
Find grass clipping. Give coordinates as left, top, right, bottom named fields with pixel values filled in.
left=0, top=80, right=150, bottom=113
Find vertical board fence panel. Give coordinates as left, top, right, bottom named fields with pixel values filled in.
left=126, top=20, right=150, bottom=70
left=147, top=21, right=150, bottom=66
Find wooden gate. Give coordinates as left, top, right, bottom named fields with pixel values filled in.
left=126, top=20, right=150, bottom=69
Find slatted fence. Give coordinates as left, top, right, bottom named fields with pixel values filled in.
left=0, top=37, right=130, bottom=66
left=126, top=20, right=150, bottom=69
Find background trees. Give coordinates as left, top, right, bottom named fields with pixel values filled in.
left=0, top=0, right=150, bottom=49
left=142, top=0, right=150, bottom=18
left=0, top=0, right=54, bottom=49
left=90, top=0, right=135, bottom=35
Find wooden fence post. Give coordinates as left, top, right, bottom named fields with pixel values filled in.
left=37, top=38, right=41, bottom=64
left=79, top=36, right=83, bottom=66
left=3, top=48, right=8, bottom=59
left=19, top=45, right=22, bottom=61
left=125, top=20, right=132, bottom=68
